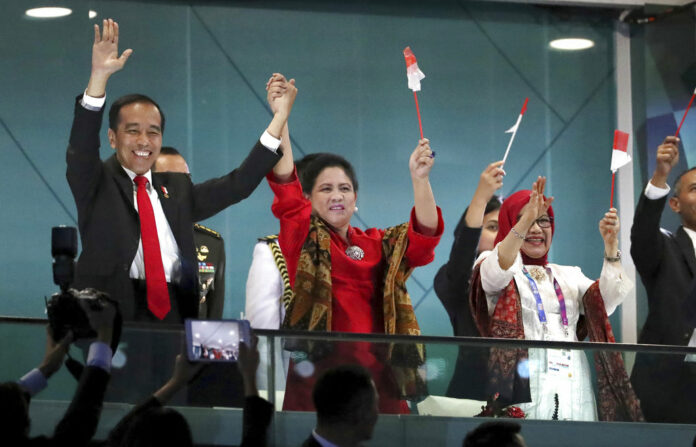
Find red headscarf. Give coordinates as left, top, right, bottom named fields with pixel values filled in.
left=493, top=190, right=554, bottom=266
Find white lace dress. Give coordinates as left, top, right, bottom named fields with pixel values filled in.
left=479, top=246, right=632, bottom=421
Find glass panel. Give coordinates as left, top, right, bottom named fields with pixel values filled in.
left=3, top=319, right=696, bottom=446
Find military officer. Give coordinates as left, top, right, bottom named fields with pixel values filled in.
left=155, top=146, right=226, bottom=318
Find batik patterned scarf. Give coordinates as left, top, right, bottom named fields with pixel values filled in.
left=469, top=263, right=644, bottom=421
left=283, top=215, right=427, bottom=399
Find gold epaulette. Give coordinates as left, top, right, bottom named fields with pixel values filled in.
left=194, top=223, right=221, bottom=239
left=258, top=234, right=293, bottom=311
left=258, top=234, right=278, bottom=242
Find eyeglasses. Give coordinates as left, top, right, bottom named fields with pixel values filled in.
left=516, top=215, right=553, bottom=228
left=531, top=216, right=553, bottom=228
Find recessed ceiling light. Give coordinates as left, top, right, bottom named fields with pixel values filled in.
left=25, top=7, right=72, bottom=18
left=549, top=38, right=594, bottom=51
left=89, top=10, right=98, bottom=19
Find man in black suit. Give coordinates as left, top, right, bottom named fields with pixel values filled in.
left=302, top=365, right=379, bottom=447
left=630, top=135, right=696, bottom=423
left=66, top=19, right=296, bottom=323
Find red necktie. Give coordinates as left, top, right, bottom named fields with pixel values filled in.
left=134, top=175, right=170, bottom=320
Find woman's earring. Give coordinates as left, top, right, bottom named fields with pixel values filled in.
left=354, top=206, right=359, bottom=212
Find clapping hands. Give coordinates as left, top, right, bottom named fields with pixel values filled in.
left=519, top=176, right=554, bottom=229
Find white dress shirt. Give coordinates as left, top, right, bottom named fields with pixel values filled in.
left=121, top=167, right=182, bottom=282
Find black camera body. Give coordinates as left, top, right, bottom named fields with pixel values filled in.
left=46, top=226, right=112, bottom=341
left=47, top=288, right=110, bottom=341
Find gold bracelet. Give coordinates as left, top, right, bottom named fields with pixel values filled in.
left=510, top=227, right=526, bottom=240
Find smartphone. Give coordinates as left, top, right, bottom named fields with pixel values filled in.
left=184, top=319, right=251, bottom=362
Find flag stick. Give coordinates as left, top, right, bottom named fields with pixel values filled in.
left=676, top=91, right=696, bottom=138
left=413, top=91, right=424, bottom=139
left=610, top=171, right=616, bottom=209
left=502, top=130, right=516, bottom=165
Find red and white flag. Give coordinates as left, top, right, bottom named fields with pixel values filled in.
left=610, top=130, right=631, bottom=172
left=502, top=98, right=529, bottom=164
left=403, top=46, right=425, bottom=92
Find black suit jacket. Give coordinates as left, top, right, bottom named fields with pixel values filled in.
left=25, top=366, right=110, bottom=447
left=66, top=96, right=280, bottom=321
left=433, top=210, right=489, bottom=400
left=630, top=191, right=696, bottom=423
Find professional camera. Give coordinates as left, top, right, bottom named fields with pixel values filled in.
left=45, top=226, right=113, bottom=341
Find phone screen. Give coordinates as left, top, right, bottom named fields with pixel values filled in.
left=184, top=319, right=250, bottom=362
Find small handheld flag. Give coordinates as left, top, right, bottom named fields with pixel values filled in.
left=675, top=88, right=696, bottom=138
left=502, top=98, right=529, bottom=165
left=403, top=46, right=426, bottom=139
left=610, top=130, right=631, bottom=208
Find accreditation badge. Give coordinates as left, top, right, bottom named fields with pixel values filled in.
left=546, top=349, right=573, bottom=378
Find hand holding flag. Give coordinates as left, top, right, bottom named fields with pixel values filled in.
left=502, top=98, right=529, bottom=165
left=403, top=46, right=426, bottom=139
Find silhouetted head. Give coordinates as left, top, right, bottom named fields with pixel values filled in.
left=463, top=421, right=526, bottom=447
left=120, top=407, right=193, bottom=447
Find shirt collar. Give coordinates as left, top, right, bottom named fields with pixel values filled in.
left=312, top=430, right=340, bottom=447
left=122, top=165, right=153, bottom=187
left=682, top=226, right=696, bottom=254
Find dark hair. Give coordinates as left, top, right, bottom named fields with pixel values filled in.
left=463, top=421, right=525, bottom=447
left=0, top=382, right=31, bottom=442
left=313, top=365, right=374, bottom=425
left=300, top=153, right=359, bottom=194
left=485, top=195, right=502, bottom=215
left=673, top=166, right=696, bottom=196
left=159, top=146, right=182, bottom=157
left=295, top=152, right=327, bottom=178
left=120, top=407, right=192, bottom=447
left=108, top=94, right=166, bottom=134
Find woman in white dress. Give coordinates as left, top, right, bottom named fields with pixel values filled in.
left=470, top=177, right=638, bottom=421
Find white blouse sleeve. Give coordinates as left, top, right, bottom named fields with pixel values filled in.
left=480, top=245, right=523, bottom=315
left=598, top=259, right=633, bottom=316
left=569, top=259, right=633, bottom=317
left=245, top=242, right=284, bottom=329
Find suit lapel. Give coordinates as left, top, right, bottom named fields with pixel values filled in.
left=105, top=155, right=136, bottom=211
left=152, top=173, right=180, bottom=242
left=676, top=226, right=696, bottom=278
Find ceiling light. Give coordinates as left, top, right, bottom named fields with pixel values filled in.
left=25, top=7, right=72, bottom=18
left=89, top=10, right=98, bottom=19
left=549, top=38, right=594, bottom=51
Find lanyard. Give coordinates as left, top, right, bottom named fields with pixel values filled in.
left=521, top=266, right=569, bottom=337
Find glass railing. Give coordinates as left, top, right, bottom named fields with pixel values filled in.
left=2, top=317, right=696, bottom=446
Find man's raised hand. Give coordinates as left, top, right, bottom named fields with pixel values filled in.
left=86, top=19, right=133, bottom=97
left=651, top=136, right=680, bottom=188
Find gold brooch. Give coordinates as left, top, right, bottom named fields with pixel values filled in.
left=529, top=266, right=546, bottom=282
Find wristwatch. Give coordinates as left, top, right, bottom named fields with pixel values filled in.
left=604, top=250, right=621, bottom=262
